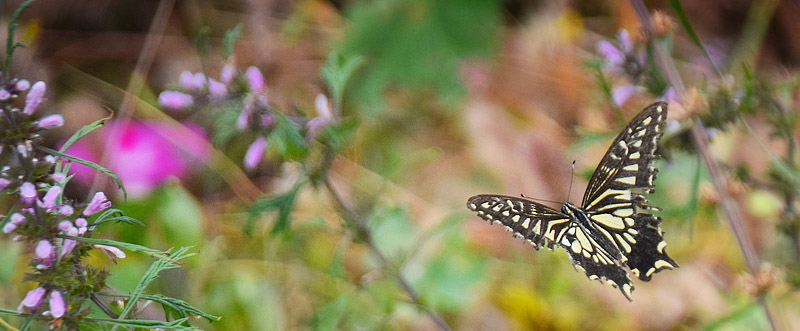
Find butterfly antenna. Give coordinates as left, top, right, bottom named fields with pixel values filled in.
left=567, top=160, right=576, bottom=203
left=520, top=193, right=562, bottom=205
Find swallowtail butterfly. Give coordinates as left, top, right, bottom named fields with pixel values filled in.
left=467, top=101, right=678, bottom=300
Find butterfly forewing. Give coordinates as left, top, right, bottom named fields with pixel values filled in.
left=467, top=195, right=570, bottom=249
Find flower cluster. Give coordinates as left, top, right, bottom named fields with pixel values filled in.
left=158, top=61, right=337, bottom=171
left=596, top=29, right=651, bottom=107
left=1, top=78, right=120, bottom=325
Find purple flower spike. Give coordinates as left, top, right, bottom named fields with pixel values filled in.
left=158, top=91, right=194, bottom=111
left=245, top=66, right=266, bottom=93
left=221, top=63, right=236, bottom=83
left=18, top=287, right=46, bottom=312
left=15, top=79, right=30, bottom=91
left=35, top=240, right=54, bottom=260
left=84, top=192, right=111, bottom=216
left=95, top=244, right=126, bottom=263
left=208, top=78, right=227, bottom=99
left=0, top=89, right=10, bottom=100
left=244, top=137, right=266, bottom=170
left=20, top=182, right=37, bottom=205
left=39, top=114, right=64, bottom=129
left=0, top=178, right=10, bottom=191
left=23, top=81, right=46, bottom=115
left=597, top=41, right=625, bottom=66
left=49, top=290, right=65, bottom=318
left=41, top=186, right=62, bottom=209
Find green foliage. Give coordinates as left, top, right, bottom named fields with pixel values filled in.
left=224, top=24, right=242, bottom=59
left=337, top=0, right=502, bottom=111
left=322, top=51, right=364, bottom=112
left=3, top=0, right=33, bottom=72
left=39, top=146, right=127, bottom=199
left=268, top=116, right=309, bottom=161
left=245, top=181, right=303, bottom=235
left=156, top=185, right=205, bottom=248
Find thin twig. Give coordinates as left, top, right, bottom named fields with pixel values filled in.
left=323, top=177, right=452, bottom=331
left=629, top=1, right=780, bottom=330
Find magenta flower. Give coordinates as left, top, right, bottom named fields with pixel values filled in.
left=60, top=238, right=77, bottom=258
left=244, top=137, right=266, bottom=170
left=237, top=104, right=252, bottom=130
left=49, top=290, right=65, bottom=318
left=65, top=121, right=210, bottom=198
left=245, top=66, right=266, bottom=93
left=40, top=186, right=62, bottom=210
left=38, top=114, right=64, bottom=129
left=20, top=182, right=37, bottom=205
left=597, top=40, right=625, bottom=66
left=51, top=172, right=66, bottom=183
left=0, top=178, right=10, bottom=191
left=158, top=91, right=194, bottom=111
left=2, top=222, right=16, bottom=233
left=84, top=192, right=110, bottom=216
left=35, top=240, right=54, bottom=261
left=15, top=79, right=30, bottom=91
left=18, top=287, right=46, bottom=312
left=23, top=81, right=46, bottom=115
left=95, top=244, right=126, bottom=263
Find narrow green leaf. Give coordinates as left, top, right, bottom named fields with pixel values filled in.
left=193, top=26, right=210, bottom=57
left=59, top=115, right=110, bottom=153
left=117, top=247, right=195, bottom=321
left=4, top=0, right=34, bottom=71
left=60, top=236, right=173, bottom=261
left=85, top=317, right=197, bottom=330
left=245, top=182, right=303, bottom=235
left=37, top=146, right=127, bottom=199
left=268, top=116, right=308, bottom=161
left=321, top=52, right=364, bottom=112
left=224, top=24, right=242, bottom=59
left=93, top=208, right=145, bottom=227
left=108, top=293, right=221, bottom=322
left=668, top=0, right=723, bottom=77
left=311, top=293, right=352, bottom=331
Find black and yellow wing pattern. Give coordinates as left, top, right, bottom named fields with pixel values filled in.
left=467, top=101, right=678, bottom=300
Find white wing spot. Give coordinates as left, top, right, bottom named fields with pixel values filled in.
left=631, top=140, right=642, bottom=148
left=646, top=267, right=656, bottom=277
left=532, top=221, right=541, bottom=234
left=502, top=210, right=510, bottom=216
left=521, top=218, right=531, bottom=229
left=642, top=117, right=652, bottom=125
left=655, top=260, right=674, bottom=269
left=616, top=176, right=636, bottom=185
left=571, top=240, right=582, bottom=254
left=657, top=241, right=667, bottom=253
left=623, top=284, right=633, bottom=297
left=623, top=164, right=639, bottom=171
left=623, top=232, right=636, bottom=244
left=629, top=152, right=641, bottom=159
left=511, top=214, right=520, bottom=223
left=591, top=213, right=625, bottom=229
left=613, top=208, right=633, bottom=217
left=616, top=234, right=632, bottom=253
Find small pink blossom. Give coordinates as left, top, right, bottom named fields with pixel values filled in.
left=51, top=173, right=66, bottom=183
left=244, top=137, right=266, bottom=170
left=20, top=182, right=37, bottom=205
left=75, top=218, right=88, bottom=227
left=57, top=221, right=73, bottom=231
left=15, top=79, right=30, bottom=91
left=40, top=186, right=62, bottom=209
left=245, top=66, right=266, bottom=93
left=2, top=223, right=16, bottom=233
left=220, top=63, right=236, bottom=83
left=38, top=114, right=64, bottom=129
left=158, top=91, right=194, bottom=110
left=179, top=71, right=203, bottom=91
left=612, top=84, right=642, bottom=107
left=0, top=89, right=10, bottom=100
left=18, top=287, right=46, bottom=312
left=35, top=240, right=54, bottom=260
left=60, top=239, right=77, bottom=258
left=208, top=78, right=227, bottom=99
left=84, top=192, right=111, bottom=216
left=58, top=205, right=74, bottom=216
left=49, top=290, right=65, bottom=318
left=23, top=81, right=46, bottom=115
left=597, top=40, right=625, bottom=66
left=0, top=178, right=10, bottom=190
left=95, top=244, right=126, bottom=263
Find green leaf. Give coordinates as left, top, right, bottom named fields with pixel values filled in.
left=4, top=0, right=34, bottom=71
left=321, top=51, right=364, bottom=112
left=246, top=182, right=303, bottom=235
left=311, top=293, right=352, bottom=331
left=59, top=115, right=110, bottom=153
left=111, top=293, right=221, bottom=323
left=224, top=24, right=242, bottom=59
left=85, top=317, right=197, bottom=330
left=156, top=185, right=204, bottom=247
left=668, top=0, right=722, bottom=77
left=60, top=236, right=174, bottom=261
left=93, top=208, right=145, bottom=227
left=268, top=116, right=308, bottom=161
left=193, top=26, right=210, bottom=57
left=38, top=146, right=127, bottom=199
left=321, top=118, right=358, bottom=151
left=369, top=207, right=416, bottom=260
left=117, top=247, right=195, bottom=321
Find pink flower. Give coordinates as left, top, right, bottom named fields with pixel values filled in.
left=208, top=78, right=227, bottom=99
left=179, top=71, right=205, bottom=91
left=0, top=89, right=10, bottom=100
left=244, top=137, right=266, bottom=170
left=38, top=114, right=64, bottom=129
left=0, top=178, right=10, bottom=191
left=35, top=240, right=54, bottom=260
left=64, top=121, right=210, bottom=198
left=2, top=223, right=16, bottom=233
left=220, top=63, right=236, bottom=83
left=597, top=40, right=624, bottom=66
left=612, top=84, right=642, bottom=107
left=15, top=79, right=30, bottom=91
left=49, top=290, right=65, bottom=318
left=84, top=192, right=110, bottom=216
left=245, top=66, right=266, bottom=93
left=58, top=205, right=74, bottom=216
left=95, top=244, right=126, bottom=263
left=39, top=186, right=62, bottom=210
left=23, top=81, right=46, bottom=115
left=18, top=287, right=46, bottom=312
left=20, top=182, right=37, bottom=205
left=60, top=239, right=77, bottom=258
left=57, top=221, right=73, bottom=231
left=307, top=94, right=335, bottom=140
left=158, top=91, right=194, bottom=110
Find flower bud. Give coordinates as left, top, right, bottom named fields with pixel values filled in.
left=23, top=81, right=46, bottom=115
left=158, top=91, right=194, bottom=111
left=38, top=114, right=64, bottom=129
left=244, top=137, right=266, bottom=170
left=84, top=192, right=111, bottom=216
left=245, top=66, right=266, bottom=93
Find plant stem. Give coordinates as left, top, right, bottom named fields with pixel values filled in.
left=322, top=177, right=452, bottom=331
left=629, top=1, right=780, bottom=330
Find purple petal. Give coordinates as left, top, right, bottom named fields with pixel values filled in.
left=84, top=192, right=111, bottom=216
left=612, top=84, right=641, bottom=107
left=245, top=66, right=266, bottom=93
left=20, top=182, right=37, bottom=205
left=60, top=239, right=77, bottom=258
left=15, top=79, right=30, bottom=91
left=597, top=40, right=625, bottom=66
left=0, top=89, right=10, bottom=100
left=0, top=178, right=10, bottom=191
left=23, top=81, right=46, bottom=115
left=19, top=287, right=46, bottom=311
left=2, top=223, right=16, bottom=233
left=49, top=290, right=65, bottom=318
left=179, top=71, right=201, bottom=90
left=95, top=244, right=126, bottom=262
left=244, top=137, right=266, bottom=170
left=35, top=240, right=54, bottom=260
left=220, top=63, right=236, bottom=83
left=41, top=186, right=62, bottom=209
left=39, top=115, right=65, bottom=129
left=58, top=205, right=74, bottom=216
left=617, top=29, right=632, bottom=52
left=10, top=213, right=26, bottom=225
left=158, top=91, right=194, bottom=111
left=208, top=78, right=227, bottom=99
left=315, top=94, right=333, bottom=119
left=57, top=221, right=73, bottom=231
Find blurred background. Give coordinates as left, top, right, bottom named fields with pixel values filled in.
left=1, top=0, right=800, bottom=329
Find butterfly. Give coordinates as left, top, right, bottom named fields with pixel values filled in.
left=467, top=101, right=678, bottom=300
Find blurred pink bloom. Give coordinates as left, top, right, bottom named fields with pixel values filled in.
left=617, top=29, right=632, bottom=52
left=208, top=78, right=227, bottom=99
left=60, top=239, right=77, bottom=258
left=158, top=91, right=194, bottom=111
left=597, top=40, right=624, bottom=66
left=0, top=89, right=10, bottom=100
left=245, top=66, right=266, bottom=93
left=18, top=287, right=45, bottom=312
left=57, top=221, right=72, bottom=231
left=179, top=71, right=205, bottom=91
left=58, top=205, right=74, bottom=216
left=612, top=84, right=642, bottom=107
left=0, top=178, right=9, bottom=190
left=244, top=137, right=266, bottom=170
left=39, top=186, right=61, bottom=210
left=15, top=79, right=30, bottom=91
left=220, top=63, right=236, bottom=83
left=307, top=94, right=336, bottom=140
left=20, top=182, right=37, bottom=205
left=95, top=244, right=126, bottom=263
left=65, top=121, right=210, bottom=198
left=23, top=81, right=46, bottom=115
left=84, top=192, right=110, bottom=216
left=2, top=223, right=16, bottom=233
left=49, top=290, right=65, bottom=318
left=38, top=114, right=64, bottom=129
left=35, top=240, right=54, bottom=261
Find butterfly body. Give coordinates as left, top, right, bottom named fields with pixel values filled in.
left=467, top=102, right=678, bottom=300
